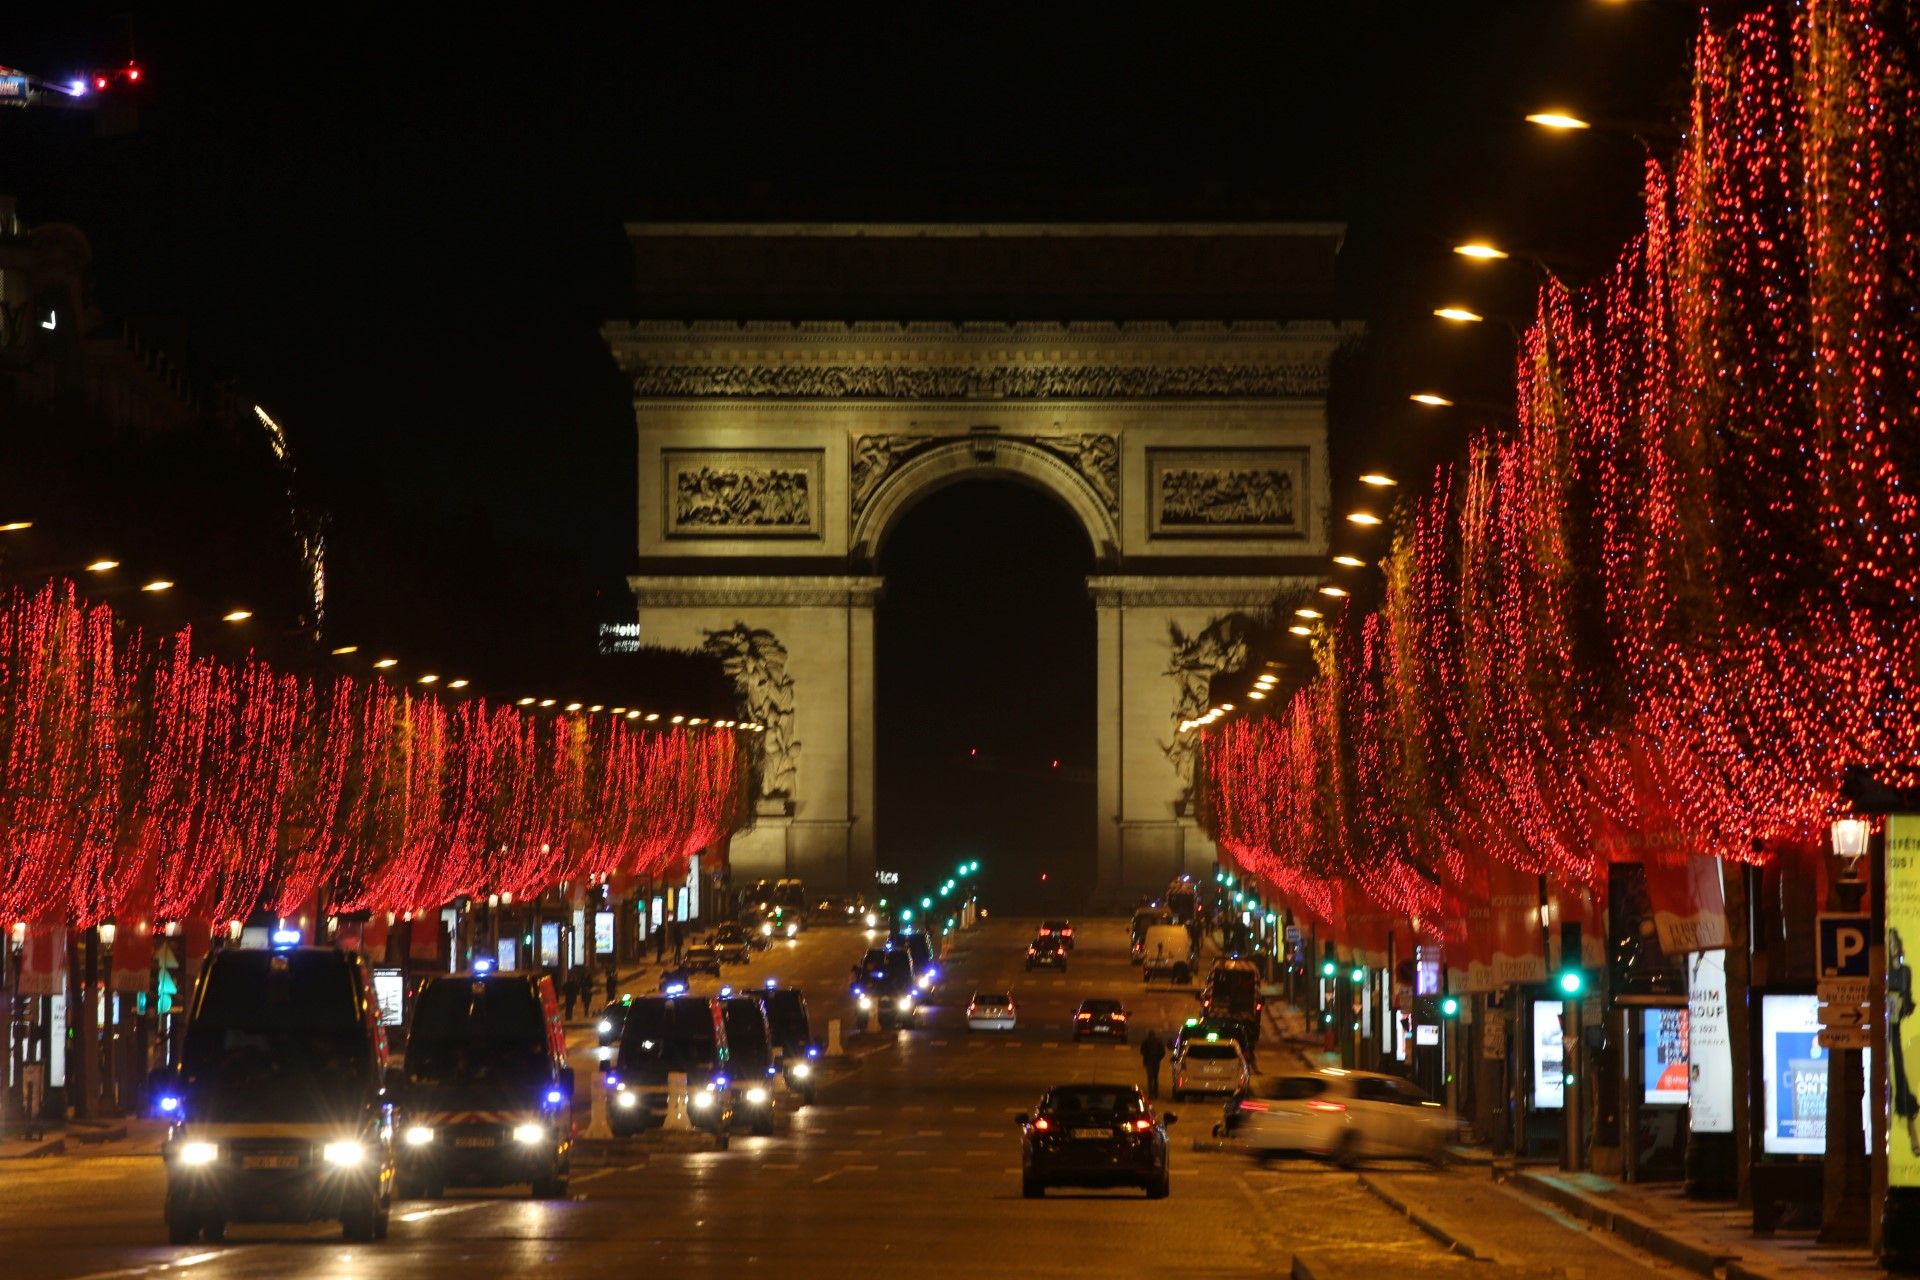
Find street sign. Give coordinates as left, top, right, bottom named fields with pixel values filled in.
left=1819, top=978, right=1870, bottom=1007
left=1818, top=912, right=1872, bottom=979
left=0, top=75, right=30, bottom=103
left=1820, top=1025, right=1872, bottom=1050
left=1818, top=1002, right=1869, bottom=1028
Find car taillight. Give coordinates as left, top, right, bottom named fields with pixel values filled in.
left=1130, top=1117, right=1153, bottom=1132
left=1306, top=1100, right=1347, bottom=1113
left=1238, top=1099, right=1270, bottom=1112
left=1112, top=1011, right=1127, bottom=1020
left=1075, top=1013, right=1091, bottom=1020
left=1033, top=1117, right=1051, bottom=1131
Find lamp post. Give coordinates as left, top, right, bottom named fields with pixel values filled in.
left=1824, top=816, right=1872, bottom=1244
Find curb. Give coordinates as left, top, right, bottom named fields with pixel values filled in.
left=0, top=1136, right=65, bottom=1159
left=1357, top=1172, right=1491, bottom=1261
left=1503, top=1169, right=1740, bottom=1277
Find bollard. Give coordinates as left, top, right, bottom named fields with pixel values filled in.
left=827, top=1017, right=844, bottom=1057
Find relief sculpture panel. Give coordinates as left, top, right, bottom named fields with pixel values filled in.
left=664, top=449, right=822, bottom=538
left=701, top=622, right=800, bottom=805
left=1147, top=447, right=1308, bottom=538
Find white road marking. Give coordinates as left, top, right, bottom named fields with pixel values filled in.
left=67, top=1249, right=238, bottom=1280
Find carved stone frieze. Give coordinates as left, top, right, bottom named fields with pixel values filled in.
left=849, top=430, right=1121, bottom=517
left=628, top=361, right=1329, bottom=401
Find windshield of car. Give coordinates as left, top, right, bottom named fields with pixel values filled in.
left=618, top=998, right=718, bottom=1070
left=1044, top=1087, right=1144, bottom=1116
left=406, top=978, right=550, bottom=1091
left=765, top=990, right=809, bottom=1040
left=181, top=951, right=373, bottom=1121
left=972, top=993, right=1011, bottom=1008
left=1080, top=999, right=1122, bottom=1014
left=902, top=933, right=931, bottom=965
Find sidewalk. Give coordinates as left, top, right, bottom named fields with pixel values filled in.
left=0, top=1116, right=169, bottom=1161
left=1499, top=1165, right=1887, bottom=1280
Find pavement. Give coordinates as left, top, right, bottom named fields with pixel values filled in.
left=0, top=916, right=1820, bottom=1279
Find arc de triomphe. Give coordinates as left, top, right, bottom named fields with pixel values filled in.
left=605, top=223, right=1353, bottom=905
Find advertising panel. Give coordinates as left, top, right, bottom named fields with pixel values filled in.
left=1643, top=1007, right=1690, bottom=1105
left=1532, top=999, right=1565, bottom=1110
left=373, top=967, right=406, bottom=1028
left=496, top=936, right=517, bottom=973
left=1889, top=814, right=1920, bottom=1185
left=1688, top=949, right=1733, bottom=1133
left=540, top=921, right=562, bottom=967
left=593, top=910, right=615, bottom=956
left=1761, top=993, right=1872, bottom=1156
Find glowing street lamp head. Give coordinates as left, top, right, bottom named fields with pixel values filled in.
left=1318, top=585, right=1350, bottom=599
left=222, top=610, right=252, bottom=623
left=1288, top=624, right=1313, bottom=636
left=1526, top=111, right=1591, bottom=131
left=1433, top=306, right=1484, bottom=324
left=1332, top=555, right=1367, bottom=568
left=1453, top=242, right=1510, bottom=261
left=141, top=579, right=174, bottom=593
left=1346, top=511, right=1384, bottom=526
left=1409, top=392, right=1453, bottom=407
left=373, top=658, right=398, bottom=669
left=330, top=644, right=359, bottom=655
left=1358, top=474, right=1398, bottom=488
left=0, top=521, right=31, bottom=533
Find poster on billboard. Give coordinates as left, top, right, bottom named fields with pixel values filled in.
left=1643, top=1007, right=1690, bottom=1106
left=373, top=967, right=406, bottom=1028
left=1688, top=949, right=1734, bottom=1133
left=593, top=910, right=615, bottom=956
left=1889, top=814, right=1920, bottom=1185
left=1761, top=992, right=1872, bottom=1156
left=497, top=937, right=517, bottom=973
left=1532, top=999, right=1566, bottom=1110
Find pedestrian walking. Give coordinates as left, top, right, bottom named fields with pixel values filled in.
left=1140, top=1028, right=1166, bottom=1101
left=562, top=970, right=578, bottom=1021
left=605, top=961, right=618, bottom=1004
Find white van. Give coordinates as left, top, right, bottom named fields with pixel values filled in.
left=1140, top=924, right=1195, bottom=985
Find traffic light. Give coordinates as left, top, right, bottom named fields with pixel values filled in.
left=1320, top=942, right=1337, bottom=978
left=1349, top=965, right=1366, bottom=984
left=1557, top=921, right=1585, bottom=997
left=1440, top=995, right=1461, bottom=1018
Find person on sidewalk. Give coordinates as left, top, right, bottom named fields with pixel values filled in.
left=604, top=962, right=618, bottom=1005
left=1140, top=1028, right=1166, bottom=1101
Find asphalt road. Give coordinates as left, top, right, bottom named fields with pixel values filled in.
left=0, top=917, right=1678, bottom=1280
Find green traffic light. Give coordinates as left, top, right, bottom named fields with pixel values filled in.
left=1349, top=966, right=1365, bottom=983
left=900, top=908, right=913, bottom=922
left=1320, top=961, right=1336, bottom=978
left=1558, top=970, right=1584, bottom=996
left=921, top=897, right=932, bottom=909
left=1440, top=996, right=1460, bottom=1018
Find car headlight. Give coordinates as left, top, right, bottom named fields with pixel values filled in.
left=178, top=1141, right=218, bottom=1166
left=898, top=994, right=913, bottom=1010
left=617, top=1089, right=638, bottom=1109
left=785, top=923, right=798, bottom=937
left=789, top=1061, right=811, bottom=1079
left=692, top=1090, right=715, bottom=1110
left=404, top=1126, right=435, bottom=1147
left=864, top=912, right=877, bottom=927
left=323, top=1141, right=366, bottom=1167
left=512, top=1123, right=545, bottom=1145
left=746, top=1087, right=769, bottom=1105
left=760, top=923, right=773, bottom=936
left=917, top=975, right=932, bottom=990
left=858, top=995, right=873, bottom=1010
left=596, top=1046, right=614, bottom=1062
left=597, top=1019, right=613, bottom=1035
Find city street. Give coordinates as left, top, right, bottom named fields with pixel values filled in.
left=0, top=920, right=1682, bottom=1280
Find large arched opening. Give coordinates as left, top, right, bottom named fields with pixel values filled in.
left=875, top=479, right=1096, bottom=914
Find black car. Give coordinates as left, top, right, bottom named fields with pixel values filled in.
left=604, top=995, right=732, bottom=1144
left=1072, top=998, right=1129, bottom=1043
left=855, top=964, right=919, bottom=1031
left=711, top=926, right=752, bottom=965
left=763, top=986, right=820, bottom=1105
left=1026, top=936, right=1068, bottom=971
left=719, top=995, right=781, bottom=1135
left=683, top=944, right=723, bottom=977
left=1017, top=1084, right=1175, bottom=1198
left=1040, top=919, right=1075, bottom=950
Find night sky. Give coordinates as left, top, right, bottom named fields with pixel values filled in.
left=4, top=5, right=1692, bottom=901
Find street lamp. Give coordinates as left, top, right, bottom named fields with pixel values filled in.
left=1332, top=555, right=1367, bottom=568
left=1832, top=816, right=1872, bottom=875
left=1346, top=511, right=1384, bottom=526
left=141, top=579, right=174, bottom=593
left=1358, top=474, right=1397, bottom=488
left=1453, top=241, right=1511, bottom=261
left=1526, top=111, right=1592, bottom=131
left=85, top=559, right=119, bottom=573
left=1409, top=392, right=1454, bottom=407
left=1433, top=306, right=1485, bottom=323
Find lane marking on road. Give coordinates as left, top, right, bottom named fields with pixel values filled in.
left=67, top=1249, right=239, bottom=1280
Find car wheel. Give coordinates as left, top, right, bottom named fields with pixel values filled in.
left=753, top=1115, right=774, bottom=1137
left=342, top=1200, right=377, bottom=1242
left=165, top=1212, right=198, bottom=1245
left=1334, top=1132, right=1359, bottom=1169
left=373, top=1202, right=391, bottom=1241
left=531, top=1174, right=568, bottom=1199
left=1022, top=1174, right=1045, bottom=1199
left=200, top=1217, right=226, bottom=1243
left=1146, top=1170, right=1170, bottom=1199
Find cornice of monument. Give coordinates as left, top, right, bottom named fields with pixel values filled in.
left=628, top=574, right=887, bottom=608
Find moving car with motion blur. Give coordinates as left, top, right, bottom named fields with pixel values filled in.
left=395, top=969, right=574, bottom=1199
left=603, top=994, right=733, bottom=1144
left=711, top=924, right=753, bottom=964
left=896, top=928, right=940, bottom=992
left=683, top=942, right=723, bottom=977
left=966, top=991, right=1017, bottom=1032
left=1026, top=935, right=1068, bottom=972
left=1016, top=1084, right=1176, bottom=1198
left=719, top=989, right=781, bottom=1135
left=1071, top=998, right=1129, bottom=1043
left=762, top=983, right=821, bottom=1105
left=1170, top=1037, right=1249, bottom=1100
left=1220, top=1069, right=1451, bottom=1166
left=157, top=939, right=395, bottom=1244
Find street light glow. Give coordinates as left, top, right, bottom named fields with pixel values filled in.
left=1526, top=111, right=1592, bottom=131
left=418, top=674, right=439, bottom=684
left=1332, top=555, right=1367, bottom=568
left=0, top=521, right=31, bottom=533
left=448, top=679, right=469, bottom=689
left=141, top=579, right=173, bottom=593
left=1434, top=306, right=1484, bottom=323
left=1453, top=242, right=1510, bottom=261
left=222, top=610, right=252, bottom=623
left=1358, top=474, right=1398, bottom=487
left=1289, top=624, right=1312, bottom=636
left=1346, top=511, right=1384, bottom=526
left=1319, top=585, right=1350, bottom=598
left=1295, top=607, right=1322, bottom=619
left=1409, top=392, right=1453, bottom=407
left=85, top=559, right=120, bottom=572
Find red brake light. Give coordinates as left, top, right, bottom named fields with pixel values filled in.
left=1305, top=1100, right=1347, bottom=1113
left=1238, top=1099, right=1271, bottom=1112
left=1033, top=1117, right=1051, bottom=1131
left=1130, top=1117, right=1153, bottom=1132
